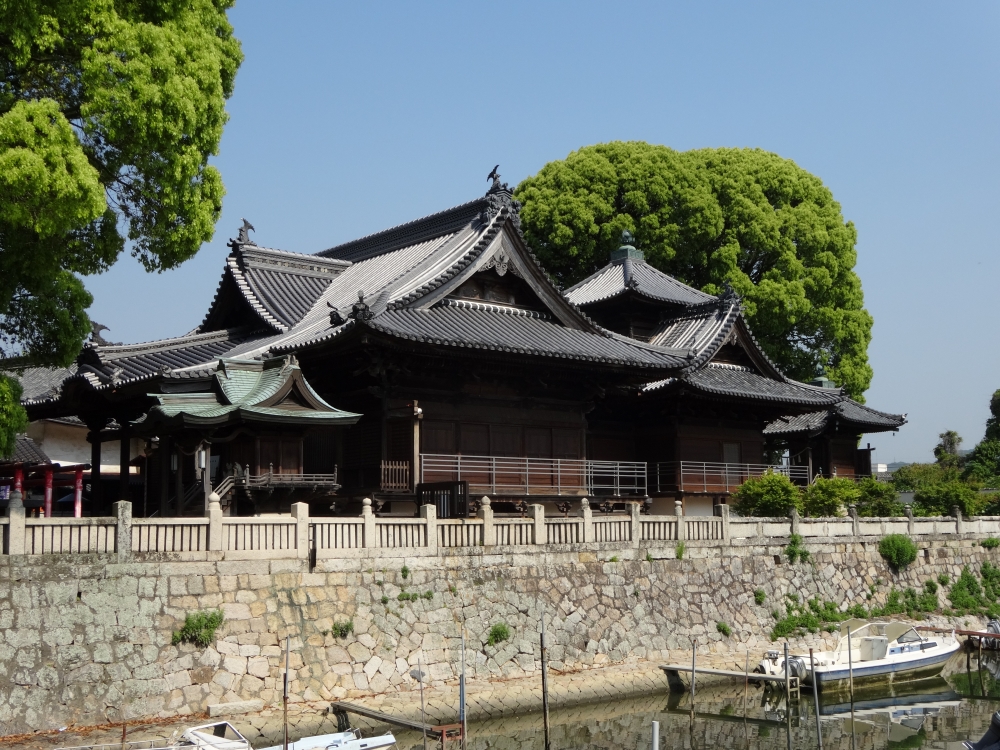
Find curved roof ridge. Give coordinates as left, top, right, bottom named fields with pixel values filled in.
left=565, top=258, right=714, bottom=307
left=94, top=326, right=256, bottom=359
left=317, top=196, right=486, bottom=262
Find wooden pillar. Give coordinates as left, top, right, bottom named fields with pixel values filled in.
left=89, top=430, right=103, bottom=511
left=73, top=468, right=83, bottom=518
left=43, top=466, right=53, bottom=517
left=159, top=436, right=171, bottom=517
left=119, top=420, right=131, bottom=501
left=174, top=447, right=184, bottom=517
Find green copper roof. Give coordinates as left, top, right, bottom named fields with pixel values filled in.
left=142, top=356, right=360, bottom=430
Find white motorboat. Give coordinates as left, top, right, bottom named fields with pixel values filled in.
left=757, top=619, right=960, bottom=692
left=60, top=722, right=253, bottom=750
left=256, top=729, right=396, bottom=750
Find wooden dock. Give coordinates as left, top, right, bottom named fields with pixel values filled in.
left=329, top=701, right=462, bottom=743
left=659, top=664, right=799, bottom=693
left=917, top=626, right=1000, bottom=640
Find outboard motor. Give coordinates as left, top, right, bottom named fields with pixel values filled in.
left=965, top=709, right=1000, bottom=750
left=986, top=620, right=1000, bottom=651
left=786, top=656, right=807, bottom=679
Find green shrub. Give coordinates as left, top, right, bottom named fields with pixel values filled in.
left=400, top=565, right=410, bottom=579
left=754, top=589, right=766, bottom=605
left=949, top=566, right=984, bottom=612
left=675, top=542, right=685, bottom=560
left=716, top=622, right=732, bottom=637
left=487, top=623, right=511, bottom=647
left=608, top=555, right=619, bottom=562
left=381, top=595, right=389, bottom=605
left=329, top=620, right=354, bottom=639
left=938, top=573, right=950, bottom=586
left=878, top=534, right=918, bottom=570
left=982, top=537, right=1000, bottom=549
left=172, top=610, right=224, bottom=648
left=923, top=580, right=938, bottom=595
left=784, top=534, right=810, bottom=564
left=422, top=591, right=433, bottom=600
left=913, top=481, right=982, bottom=517
left=802, top=477, right=857, bottom=517
left=731, top=471, right=803, bottom=517
left=856, top=477, right=906, bottom=517
left=645, top=552, right=654, bottom=563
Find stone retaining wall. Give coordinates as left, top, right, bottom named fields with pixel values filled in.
left=0, top=534, right=994, bottom=734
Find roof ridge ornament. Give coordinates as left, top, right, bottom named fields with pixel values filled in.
left=227, top=218, right=255, bottom=250
left=348, top=290, right=375, bottom=322
left=610, top=230, right=644, bottom=262
left=480, top=165, right=522, bottom=230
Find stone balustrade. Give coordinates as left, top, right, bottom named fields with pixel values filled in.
left=1, top=498, right=996, bottom=559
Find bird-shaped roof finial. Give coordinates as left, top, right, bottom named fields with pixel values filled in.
left=487, top=165, right=501, bottom=191
left=237, top=218, right=255, bottom=245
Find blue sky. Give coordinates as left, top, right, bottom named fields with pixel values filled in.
left=84, top=1, right=1000, bottom=464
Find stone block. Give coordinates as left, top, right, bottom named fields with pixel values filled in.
left=208, top=699, right=264, bottom=717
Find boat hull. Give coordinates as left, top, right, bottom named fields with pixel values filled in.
left=808, top=642, right=959, bottom=692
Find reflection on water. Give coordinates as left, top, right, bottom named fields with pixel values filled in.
left=378, top=650, right=1000, bottom=749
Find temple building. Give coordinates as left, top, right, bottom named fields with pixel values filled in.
left=21, top=175, right=905, bottom=517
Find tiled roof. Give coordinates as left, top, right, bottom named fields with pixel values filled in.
left=565, top=258, right=714, bottom=307
left=16, top=366, right=76, bottom=404
left=202, top=245, right=351, bottom=332
left=317, top=198, right=485, bottom=262
left=8, top=435, right=50, bottom=464
left=678, top=366, right=845, bottom=406
left=361, top=306, right=687, bottom=369
left=763, top=400, right=907, bottom=436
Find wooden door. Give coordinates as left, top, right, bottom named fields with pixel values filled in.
left=259, top=439, right=280, bottom=474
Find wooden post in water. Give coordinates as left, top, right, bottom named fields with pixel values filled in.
left=540, top=616, right=551, bottom=750
left=784, top=642, right=792, bottom=750
left=691, top=638, right=697, bottom=699
left=283, top=635, right=289, bottom=750
left=810, top=648, right=822, bottom=750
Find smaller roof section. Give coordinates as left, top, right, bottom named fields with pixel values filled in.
left=764, top=400, right=907, bottom=436
left=6, top=436, right=51, bottom=465
left=140, top=356, right=361, bottom=432
left=565, top=231, right=715, bottom=308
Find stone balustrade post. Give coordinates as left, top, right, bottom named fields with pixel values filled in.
left=847, top=504, right=860, bottom=537
left=478, top=496, right=495, bottom=546
left=629, top=502, right=641, bottom=548
left=580, top=498, right=593, bottom=543
left=208, top=492, right=223, bottom=552
left=530, top=503, right=545, bottom=546
left=904, top=505, right=915, bottom=535
left=719, top=503, right=731, bottom=543
left=291, top=502, right=310, bottom=559
left=114, top=500, right=132, bottom=562
left=420, top=502, right=438, bottom=552
left=362, top=497, right=376, bottom=548
left=789, top=506, right=800, bottom=536
left=953, top=505, right=964, bottom=535
left=5, top=487, right=24, bottom=555
left=675, top=499, right=686, bottom=541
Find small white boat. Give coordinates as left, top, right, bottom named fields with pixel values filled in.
left=256, top=730, right=396, bottom=750
left=59, top=722, right=253, bottom=750
left=758, top=619, right=960, bottom=692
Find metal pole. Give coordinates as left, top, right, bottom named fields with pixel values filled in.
left=783, top=642, right=791, bottom=704
left=460, top=629, right=467, bottom=750
left=743, top=651, right=749, bottom=718
left=651, top=720, right=659, bottom=750
left=418, top=655, right=428, bottom=750
left=810, top=648, right=822, bottom=750
left=283, top=635, right=289, bottom=750
left=846, top=628, right=854, bottom=700
left=540, top=616, right=551, bottom=750
left=691, top=638, right=697, bottom=699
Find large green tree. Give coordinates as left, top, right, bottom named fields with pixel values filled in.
left=0, top=0, right=242, bottom=453
left=516, top=142, right=873, bottom=398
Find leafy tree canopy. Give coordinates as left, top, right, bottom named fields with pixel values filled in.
left=986, top=389, right=1000, bottom=442
left=802, top=477, right=856, bottom=517
left=516, top=142, right=873, bottom=399
left=0, top=0, right=242, bottom=453
left=855, top=477, right=905, bottom=517
left=934, top=430, right=964, bottom=467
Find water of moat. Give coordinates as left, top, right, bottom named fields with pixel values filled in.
left=381, top=649, right=1000, bottom=750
